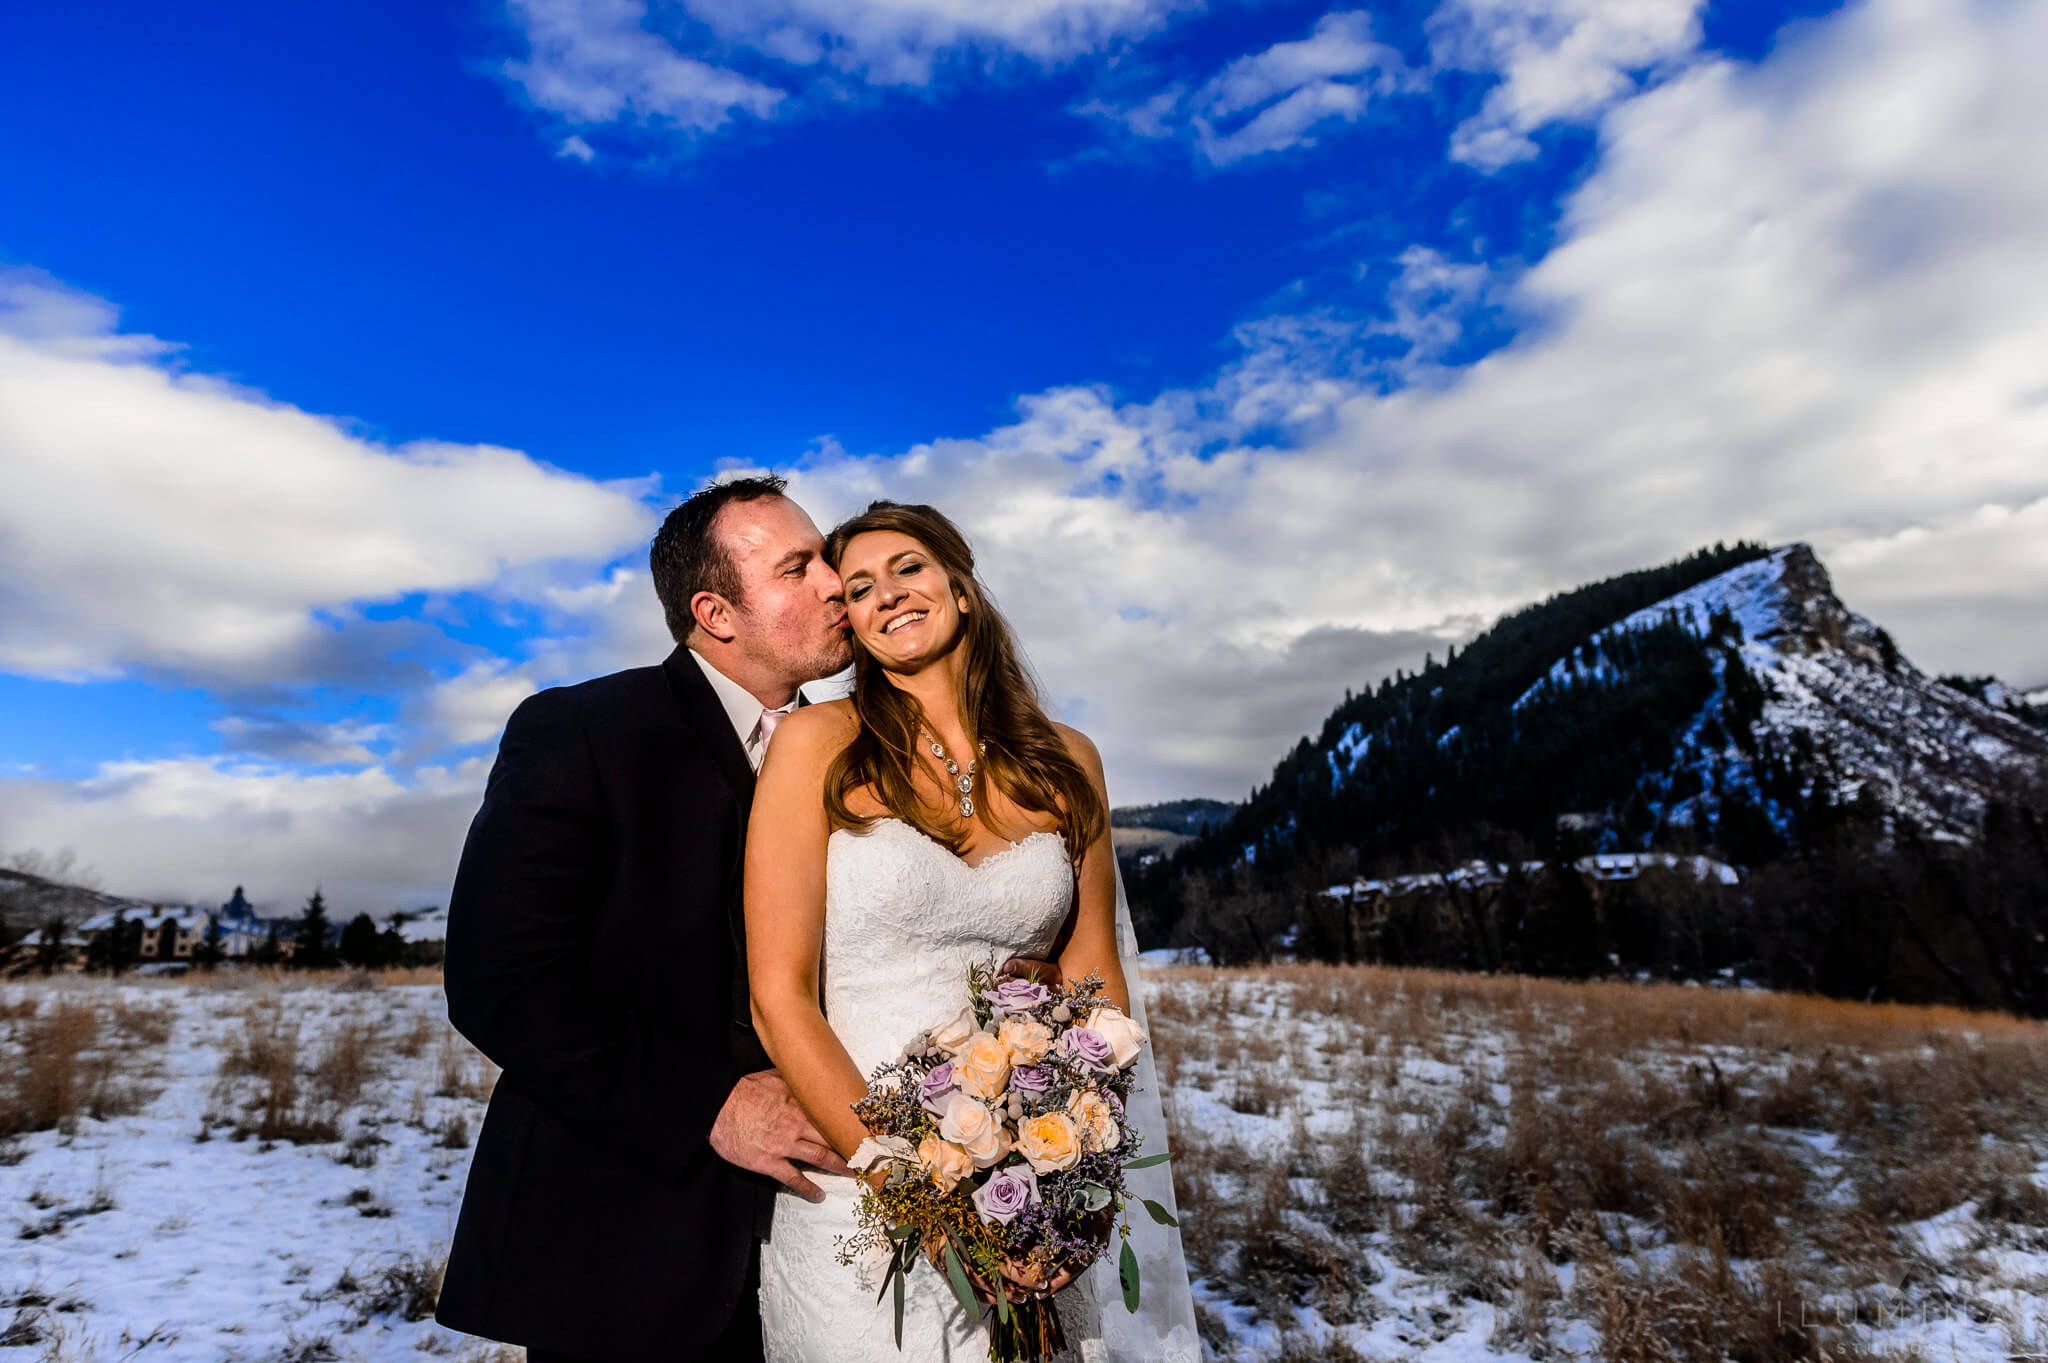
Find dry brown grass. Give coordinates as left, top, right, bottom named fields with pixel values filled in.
left=433, top=1027, right=497, bottom=1103
left=212, top=1000, right=369, bottom=1144
left=0, top=994, right=162, bottom=1138
left=1149, top=962, right=2048, bottom=1359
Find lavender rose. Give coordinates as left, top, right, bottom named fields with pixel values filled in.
left=982, top=977, right=1050, bottom=1013
left=1009, top=1065, right=1051, bottom=1098
left=920, top=1060, right=959, bottom=1114
left=971, top=1164, right=1040, bottom=1225
left=1059, top=1026, right=1114, bottom=1070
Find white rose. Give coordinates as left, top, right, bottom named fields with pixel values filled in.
left=937, top=1092, right=1012, bottom=1168
left=1081, top=1005, right=1149, bottom=1070
left=849, top=1134, right=916, bottom=1171
left=928, top=1005, right=980, bottom=1057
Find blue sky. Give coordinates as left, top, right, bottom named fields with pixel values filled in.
left=4, top=0, right=2045, bottom=913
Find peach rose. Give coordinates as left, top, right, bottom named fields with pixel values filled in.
left=1081, top=1005, right=1149, bottom=1070
left=918, top=1135, right=974, bottom=1193
left=1067, top=1088, right=1121, bottom=1152
left=937, top=1092, right=1012, bottom=1168
left=1017, top=1111, right=1082, bottom=1174
left=997, top=1016, right=1054, bottom=1066
left=954, top=1031, right=1013, bottom=1101
left=927, top=1005, right=980, bottom=1057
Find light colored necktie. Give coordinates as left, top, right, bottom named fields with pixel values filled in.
left=752, top=705, right=793, bottom=770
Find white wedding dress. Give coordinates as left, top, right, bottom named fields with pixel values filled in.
left=757, top=816, right=1200, bottom=1363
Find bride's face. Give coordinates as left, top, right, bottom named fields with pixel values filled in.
left=839, top=529, right=969, bottom=669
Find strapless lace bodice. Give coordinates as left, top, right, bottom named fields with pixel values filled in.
left=759, top=816, right=1095, bottom=1363
left=819, top=818, right=1075, bottom=1078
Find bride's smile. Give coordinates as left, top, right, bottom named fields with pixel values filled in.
left=838, top=529, right=970, bottom=668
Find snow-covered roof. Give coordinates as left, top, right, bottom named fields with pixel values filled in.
left=1327, top=851, right=1739, bottom=899
left=389, top=907, right=449, bottom=943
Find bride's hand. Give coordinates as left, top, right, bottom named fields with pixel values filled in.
left=925, top=1233, right=1088, bottom=1305
left=999, top=1248, right=1093, bottom=1301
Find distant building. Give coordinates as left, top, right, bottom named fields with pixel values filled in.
left=1323, top=851, right=1741, bottom=905
left=77, top=885, right=298, bottom=967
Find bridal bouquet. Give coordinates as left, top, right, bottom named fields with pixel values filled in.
left=841, top=960, right=1175, bottom=1362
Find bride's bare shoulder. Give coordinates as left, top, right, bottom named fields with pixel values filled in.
left=1052, top=722, right=1104, bottom=783
left=769, top=697, right=859, bottom=758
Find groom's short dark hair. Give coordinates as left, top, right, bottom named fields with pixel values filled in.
left=650, top=474, right=790, bottom=644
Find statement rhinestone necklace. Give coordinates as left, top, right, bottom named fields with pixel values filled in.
left=926, top=732, right=987, bottom=819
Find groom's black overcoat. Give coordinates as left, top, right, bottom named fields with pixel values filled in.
left=436, top=646, right=776, bottom=1359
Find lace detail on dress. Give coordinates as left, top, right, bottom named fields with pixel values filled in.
left=760, top=818, right=1094, bottom=1363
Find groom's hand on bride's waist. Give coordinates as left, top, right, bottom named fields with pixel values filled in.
left=998, top=957, right=1063, bottom=989
left=710, top=1069, right=852, bottom=1202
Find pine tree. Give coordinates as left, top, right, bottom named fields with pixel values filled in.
left=292, top=890, right=334, bottom=969
left=338, top=912, right=384, bottom=969
left=194, top=914, right=225, bottom=970
left=252, top=920, right=282, bottom=966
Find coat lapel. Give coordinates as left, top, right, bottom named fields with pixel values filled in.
left=660, top=646, right=756, bottom=817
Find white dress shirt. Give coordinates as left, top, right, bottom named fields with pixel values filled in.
left=689, top=648, right=800, bottom=773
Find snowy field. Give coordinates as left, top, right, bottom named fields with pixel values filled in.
left=4, top=968, right=2047, bottom=1363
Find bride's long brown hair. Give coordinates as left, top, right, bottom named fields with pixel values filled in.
left=822, top=501, right=1106, bottom=865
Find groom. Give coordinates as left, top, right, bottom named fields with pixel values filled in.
left=436, top=475, right=855, bottom=1361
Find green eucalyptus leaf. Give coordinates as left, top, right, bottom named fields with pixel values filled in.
left=875, top=1255, right=896, bottom=1306
left=1140, top=1198, right=1179, bottom=1227
left=943, top=1245, right=981, bottom=1319
left=1080, top=1183, right=1112, bottom=1212
left=1119, top=1239, right=1141, bottom=1312
left=1123, top=1152, right=1174, bottom=1170
left=893, top=1266, right=906, bottom=1349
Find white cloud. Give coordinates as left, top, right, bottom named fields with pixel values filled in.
left=213, top=716, right=390, bottom=767
left=556, top=133, right=597, bottom=160
left=1081, top=11, right=1416, bottom=165
left=502, top=0, right=1185, bottom=148
left=8, top=0, right=2047, bottom=908
left=0, top=758, right=486, bottom=917
left=1430, top=0, right=1706, bottom=169
left=0, top=270, right=656, bottom=686
left=506, top=0, right=786, bottom=133
left=782, top=0, right=2048, bottom=804
left=420, top=661, right=541, bottom=752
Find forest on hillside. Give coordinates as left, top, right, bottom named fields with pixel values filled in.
left=1130, top=542, right=2048, bottom=1017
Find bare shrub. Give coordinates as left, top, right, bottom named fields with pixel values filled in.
left=0, top=999, right=152, bottom=1136
left=434, top=1029, right=497, bottom=1102
left=1229, top=1163, right=1379, bottom=1326
left=330, top=1252, right=442, bottom=1323
left=107, top=1000, right=173, bottom=1047
left=1578, top=1231, right=1915, bottom=1363
left=310, top=1017, right=378, bottom=1111
left=1656, top=1130, right=1805, bottom=1259
left=0, top=1001, right=96, bottom=1136
left=392, top=1011, right=435, bottom=1060
left=219, top=1003, right=338, bottom=1144
left=1225, top=1067, right=1286, bottom=1116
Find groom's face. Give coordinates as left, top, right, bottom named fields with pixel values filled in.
left=715, top=496, right=853, bottom=683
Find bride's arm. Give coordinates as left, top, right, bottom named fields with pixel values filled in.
left=745, top=702, right=874, bottom=1163
left=1052, top=725, right=1130, bottom=1015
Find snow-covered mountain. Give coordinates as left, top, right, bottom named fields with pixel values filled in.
left=1518, top=544, right=2048, bottom=841
left=1146, top=542, right=2048, bottom=894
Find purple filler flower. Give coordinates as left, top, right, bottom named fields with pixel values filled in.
left=972, top=1164, right=1040, bottom=1225
left=1060, top=1027, right=1114, bottom=1070
left=920, top=1061, right=959, bottom=1115
left=982, top=978, right=1050, bottom=1012
left=1009, top=1065, right=1051, bottom=1098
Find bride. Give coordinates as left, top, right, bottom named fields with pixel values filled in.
left=744, top=501, right=1199, bottom=1363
